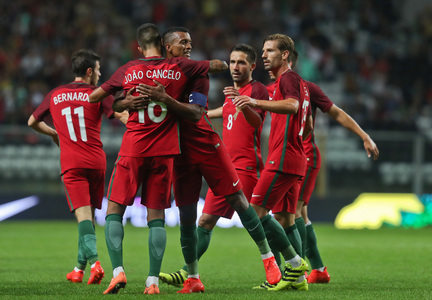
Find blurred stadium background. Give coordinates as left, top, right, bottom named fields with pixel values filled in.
left=1, top=0, right=431, bottom=227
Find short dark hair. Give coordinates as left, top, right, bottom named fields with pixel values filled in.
left=136, top=23, right=161, bottom=50
left=264, top=33, right=295, bottom=55
left=289, top=49, right=299, bottom=69
left=71, top=49, right=100, bottom=77
left=230, top=44, right=257, bottom=64
left=162, top=26, right=190, bottom=45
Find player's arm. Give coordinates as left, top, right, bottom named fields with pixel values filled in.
left=89, top=87, right=110, bottom=103
left=233, top=95, right=299, bottom=115
left=207, top=106, right=223, bottom=119
left=112, top=87, right=150, bottom=112
left=207, top=86, right=237, bottom=119
left=113, top=111, right=129, bottom=124
left=27, top=114, right=59, bottom=146
left=138, top=80, right=205, bottom=123
left=327, top=104, right=379, bottom=160
left=225, top=86, right=263, bottom=128
left=208, top=59, right=228, bottom=73
left=241, top=106, right=263, bottom=129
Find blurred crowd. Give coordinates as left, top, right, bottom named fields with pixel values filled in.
left=1, top=0, right=431, bottom=132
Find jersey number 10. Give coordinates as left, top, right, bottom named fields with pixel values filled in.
left=138, top=101, right=168, bottom=124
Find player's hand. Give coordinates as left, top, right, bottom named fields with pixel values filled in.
left=123, top=87, right=150, bottom=110
left=364, top=137, right=379, bottom=160
left=138, top=80, right=167, bottom=103
left=223, top=86, right=240, bottom=99
left=115, top=111, right=129, bottom=125
left=51, top=132, right=59, bottom=147
left=232, top=95, right=257, bottom=109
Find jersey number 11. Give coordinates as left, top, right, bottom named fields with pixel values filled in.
left=61, top=106, right=87, bottom=142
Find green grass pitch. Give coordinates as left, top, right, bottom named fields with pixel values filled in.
left=0, top=221, right=431, bottom=299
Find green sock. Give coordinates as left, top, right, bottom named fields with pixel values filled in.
left=78, top=220, right=98, bottom=265
left=295, top=217, right=306, bottom=258
left=180, top=224, right=198, bottom=275
left=76, top=236, right=87, bottom=270
left=197, top=226, right=213, bottom=261
left=148, top=219, right=166, bottom=277
left=261, top=214, right=296, bottom=260
left=180, top=226, right=213, bottom=273
left=306, top=223, right=324, bottom=269
left=105, top=214, right=124, bottom=269
left=284, top=224, right=302, bottom=258
left=238, top=205, right=270, bottom=254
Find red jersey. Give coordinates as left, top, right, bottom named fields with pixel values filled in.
left=303, top=81, right=333, bottom=168
left=177, top=75, right=224, bottom=164
left=101, top=56, right=209, bottom=157
left=266, top=70, right=311, bottom=176
left=32, top=81, right=115, bottom=174
left=266, top=82, right=276, bottom=100
left=222, top=80, right=267, bottom=176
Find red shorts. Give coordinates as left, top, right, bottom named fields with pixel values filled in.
left=250, top=169, right=301, bottom=212
left=173, top=144, right=241, bottom=207
left=203, top=171, right=258, bottom=219
left=298, top=166, right=320, bottom=205
left=173, top=160, right=202, bottom=207
left=61, top=168, right=105, bottom=212
left=107, top=156, right=173, bottom=209
left=272, top=177, right=303, bottom=214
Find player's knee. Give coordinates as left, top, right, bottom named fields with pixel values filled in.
left=147, top=208, right=165, bottom=222
left=198, top=214, right=218, bottom=230
left=274, top=212, right=290, bottom=227
left=106, top=200, right=126, bottom=216
left=179, top=207, right=197, bottom=226
left=225, top=190, right=248, bottom=212
left=249, top=203, right=267, bottom=219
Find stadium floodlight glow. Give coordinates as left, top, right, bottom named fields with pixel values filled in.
left=334, top=193, right=424, bottom=229
left=95, top=197, right=245, bottom=228
left=0, top=196, right=40, bottom=221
